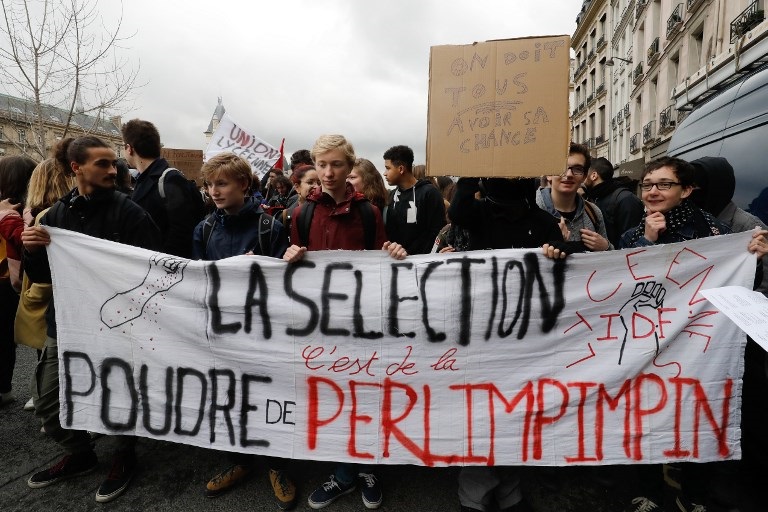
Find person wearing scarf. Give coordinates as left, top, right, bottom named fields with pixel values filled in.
left=619, top=156, right=729, bottom=249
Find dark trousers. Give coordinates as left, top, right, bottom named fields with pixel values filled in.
left=0, top=282, right=19, bottom=393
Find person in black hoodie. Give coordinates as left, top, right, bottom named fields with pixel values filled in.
left=447, top=176, right=567, bottom=512
left=382, top=145, right=445, bottom=255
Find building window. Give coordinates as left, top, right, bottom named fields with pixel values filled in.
left=18, top=128, right=26, bottom=143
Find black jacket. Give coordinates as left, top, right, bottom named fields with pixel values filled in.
left=385, top=179, right=446, bottom=255
left=131, top=157, right=199, bottom=258
left=584, top=181, right=644, bottom=248
left=449, top=177, right=563, bottom=250
left=24, top=188, right=161, bottom=338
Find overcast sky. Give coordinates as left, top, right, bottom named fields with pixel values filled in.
left=114, top=0, right=578, bottom=166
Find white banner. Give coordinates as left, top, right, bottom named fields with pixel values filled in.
left=47, top=229, right=755, bottom=466
left=204, top=113, right=281, bottom=175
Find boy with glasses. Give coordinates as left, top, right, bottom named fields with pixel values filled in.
left=536, top=142, right=611, bottom=252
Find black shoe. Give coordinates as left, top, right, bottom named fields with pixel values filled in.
left=358, top=473, right=382, bottom=509
left=95, top=450, right=135, bottom=503
left=28, top=451, right=98, bottom=488
left=500, top=498, right=534, bottom=512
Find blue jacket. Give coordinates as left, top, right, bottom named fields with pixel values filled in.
left=192, top=197, right=288, bottom=260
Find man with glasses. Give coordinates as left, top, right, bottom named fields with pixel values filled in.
left=536, top=142, right=611, bottom=252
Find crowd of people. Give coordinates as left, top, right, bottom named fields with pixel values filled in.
left=1, top=120, right=768, bottom=512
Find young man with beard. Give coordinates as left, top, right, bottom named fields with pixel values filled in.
left=21, top=136, right=160, bottom=503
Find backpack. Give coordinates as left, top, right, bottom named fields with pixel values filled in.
left=297, top=200, right=377, bottom=250
left=158, top=167, right=206, bottom=224
left=201, top=211, right=277, bottom=256
left=0, top=235, right=9, bottom=283
left=583, top=200, right=602, bottom=233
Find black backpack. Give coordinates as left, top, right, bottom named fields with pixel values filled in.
left=158, top=167, right=206, bottom=225
left=296, top=200, right=377, bottom=249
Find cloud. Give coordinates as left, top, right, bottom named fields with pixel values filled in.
left=113, top=0, right=576, bottom=167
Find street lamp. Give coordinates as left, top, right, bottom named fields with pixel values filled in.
left=606, top=56, right=633, bottom=66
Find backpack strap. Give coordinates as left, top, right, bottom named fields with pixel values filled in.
left=357, top=200, right=376, bottom=250
left=257, top=213, right=276, bottom=256
left=202, top=213, right=216, bottom=252
left=102, top=192, right=130, bottom=242
left=583, top=200, right=601, bottom=232
left=297, top=201, right=316, bottom=248
left=158, top=167, right=181, bottom=199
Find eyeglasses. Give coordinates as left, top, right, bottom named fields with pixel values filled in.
left=559, top=165, right=586, bottom=177
left=640, top=181, right=681, bottom=191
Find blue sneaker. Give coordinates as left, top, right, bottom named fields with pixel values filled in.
left=308, top=474, right=355, bottom=509
left=358, top=473, right=382, bottom=509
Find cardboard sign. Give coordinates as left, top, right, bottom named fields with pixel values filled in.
left=160, top=148, right=204, bottom=186
left=47, top=229, right=755, bottom=466
left=427, top=35, right=571, bottom=177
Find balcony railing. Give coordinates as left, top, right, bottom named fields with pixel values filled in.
left=611, top=116, right=617, bottom=130
left=630, top=133, right=640, bottom=153
left=659, top=105, right=676, bottom=133
left=687, top=0, right=704, bottom=12
left=633, top=63, right=644, bottom=84
left=667, top=4, right=683, bottom=38
left=597, top=35, right=606, bottom=51
left=636, top=0, right=649, bottom=20
left=596, top=82, right=606, bottom=97
left=587, top=137, right=595, bottom=148
left=617, top=109, right=624, bottom=124
left=643, top=120, right=656, bottom=144
left=624, top=103, right=631, bottom=118
left=581, top=138, right=591, bottom=148
left=588, top=49, right=596, bottom=62
left=595, top=134, right=605, bottom=145
left=647, top=37, right=660, bottom=65
left=730, top=1, right=764, bottom=42
left=578, top=101, right=585, bottom=111
left=587, top=92, right=595, bottom=104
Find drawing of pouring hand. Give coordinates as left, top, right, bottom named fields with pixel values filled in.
left=618, top=281, right=666, bottom=365
left=100, top=254, right=189, bottom=328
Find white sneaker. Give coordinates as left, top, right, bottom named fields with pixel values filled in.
left=23, top=398, right=35, bottom=411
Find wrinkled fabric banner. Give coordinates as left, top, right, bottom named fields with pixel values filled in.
left=46, top=228, right=755, bottom=466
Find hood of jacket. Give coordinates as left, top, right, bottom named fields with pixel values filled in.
left=689, top=156, right=735, bottom=216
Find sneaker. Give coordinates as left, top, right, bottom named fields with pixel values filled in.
left=675, top=495, right=707, bottom=512
left=358, top=473, right=382, bottom=509
left=205, top=464, right=251, bottom=498
left=27, top=451, right=98, bottom=488
left=308, top=475, right=355, bottom=509
left=0, top=391, right=16, bottom=407
left=623, top=497, right=662, bottom=512
left=23, top=398, right=35, bottom=411
left=94, top=450, right=135, bottom=503
left=269, top=469, right=297, bottom=510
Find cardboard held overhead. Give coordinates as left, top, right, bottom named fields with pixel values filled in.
left=161, top=148, right=204, bottom=186
left=427, top=35, right=571, bottom=178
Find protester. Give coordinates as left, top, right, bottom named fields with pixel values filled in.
left=282, top=165, right=320, bottom=239
left=382, top=145, right=446, bottom=255
left=122, top=118, right=204, bottom=258
left=536, top=142, right=611, bottom=252
left=583, top=156, right=643, bottom=248
left=0, top=155, right=36, bottom=407
left=21, top=136, right=161, bottom=503
left=447, top=175, right=565, bottom=512
left=192, top=152, right=294, bottom=509
left=283, top=134, right=406, bottom=510
left=618, top=156, right=733, bottom=512
left=14, top=158, right=76, bottom=415
left=266, top=174, right=297, bottom=211
left=347, top=158, right=389, bottom=211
